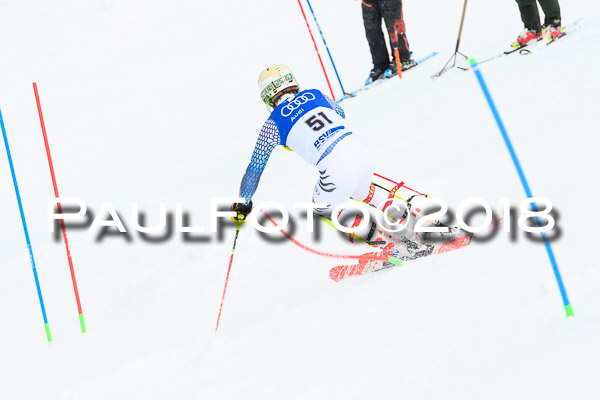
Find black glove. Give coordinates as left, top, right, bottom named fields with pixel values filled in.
left=231, top=200, right=253, bottom=222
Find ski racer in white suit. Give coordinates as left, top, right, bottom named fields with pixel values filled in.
left=231, top=64, right=407, bottom=240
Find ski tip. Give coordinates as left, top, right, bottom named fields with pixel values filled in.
left=329, top=266, right=344, bottom=282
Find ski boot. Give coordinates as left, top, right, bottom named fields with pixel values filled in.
left=514, top=27, right=542, bottom=48
left=366, top=226, right=434, bottom=261
left=365, top=65, right=387, bottom=85
left=383, top=58, right=418, bottom=78
left=405, top=200, right=471, bottom=245
left=384, top=60, right=397, bottom=78
left=414, top=221, right=471, bottom=246
left=543, top=24, right=564, bottom=43
left=401, top=58, right=418, bottom=72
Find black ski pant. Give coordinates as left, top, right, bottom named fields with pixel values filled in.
left=516, top=0, right=561, bottom=32
left=362, top=0, right=410, bottom=69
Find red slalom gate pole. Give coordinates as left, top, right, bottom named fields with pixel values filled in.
left=373, top=172, right=426, bottom=196
left=297, top=0, right=336, bottom=100
left=33, top=82, right=86, bottom=333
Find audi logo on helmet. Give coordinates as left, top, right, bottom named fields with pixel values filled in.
left=280, top=92, right=316, bottom=117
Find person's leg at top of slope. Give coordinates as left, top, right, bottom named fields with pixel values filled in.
left=380, top=0, right=416, bottom=77
left=362, top=0, right=390, bottom=84
left=514, top=0, right=562, bottom=45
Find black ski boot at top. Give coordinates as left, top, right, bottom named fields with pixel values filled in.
left=365, top=65, right=386, bottom=85
left=384, top=58, right=418, bottom=78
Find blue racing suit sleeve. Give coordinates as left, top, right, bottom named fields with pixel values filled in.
left=324, top=94, right=345, bottom=119
left=239, top=119, right=281, bottom=203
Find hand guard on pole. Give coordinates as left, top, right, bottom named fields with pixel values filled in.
left=231, top=200, right=253, bottom=222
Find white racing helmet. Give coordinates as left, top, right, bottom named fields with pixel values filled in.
left=258, top=64, right=300, bottom=111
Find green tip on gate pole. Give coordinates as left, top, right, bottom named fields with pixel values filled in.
left=45, top=323, right=52, bottom=342
left=79, top=314, right=87, bottom=333
left=564, top=304, right=575, bottom=317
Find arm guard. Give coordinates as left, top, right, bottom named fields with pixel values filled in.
left=324, top=95, right=346, bottom=119
left=239, top=119, right=280, bottom=203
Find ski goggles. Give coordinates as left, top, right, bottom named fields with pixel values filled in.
left=260, top=73, right=298, bottom=107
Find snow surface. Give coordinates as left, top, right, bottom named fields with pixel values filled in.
left=1, top=0, right=599, bottom=399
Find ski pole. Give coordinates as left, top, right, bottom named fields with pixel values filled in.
left=304, top=0, right=347, bottom=95
left=454, top=0, right=469, bottom=56
left=435, top=0, right=469, bottom=77
left=469, top=57, right=573, bottom=317
left=296, top=0, right=336, bottom=100
left=1, top=106, right=53, bottom=342
left=33, top=83, right=87, bottom=333
left=215, top=219, right=243, bottom=332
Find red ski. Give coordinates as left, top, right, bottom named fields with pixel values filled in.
left=329, top=232, right=473, bottom=282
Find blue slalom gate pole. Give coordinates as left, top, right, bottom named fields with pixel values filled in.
left=1, top=107, right=53, bottom=341
left=304, top=0, right=347, bottom=95
left=469, top=58, right=573, bottom=317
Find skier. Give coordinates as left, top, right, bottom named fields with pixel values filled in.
left=361, top=0, right=416, bottom=84
left=514, top=0, right=563, bottom=46
left=231, top=64, right=416, bottom=246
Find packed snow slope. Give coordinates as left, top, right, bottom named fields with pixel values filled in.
left=1, top=1, right=599, bottom=399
